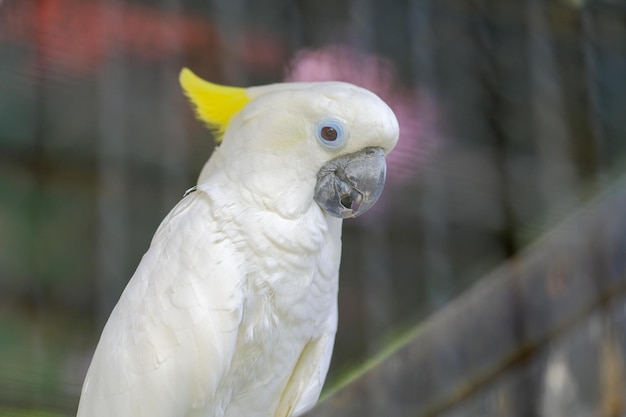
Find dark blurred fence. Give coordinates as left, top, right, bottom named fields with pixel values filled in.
left=306, top=175, right=626, bottom=417
left=0, top=0, right=625, bottom=415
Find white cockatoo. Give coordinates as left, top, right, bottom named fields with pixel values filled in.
left=77, top=68, right=399, bottom=417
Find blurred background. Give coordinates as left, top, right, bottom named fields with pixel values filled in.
left=1, top=0, right=626, bottom=416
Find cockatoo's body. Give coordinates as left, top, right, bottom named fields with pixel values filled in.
left=77, top=69, right=398, bottom=417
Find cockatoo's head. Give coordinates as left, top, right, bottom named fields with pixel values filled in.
left=180, top=68, right=399, bottom=219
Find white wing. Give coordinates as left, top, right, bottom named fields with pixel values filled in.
left=77, top=191, right=245, bottom=417
left=276, top=305, right=338, bottom=417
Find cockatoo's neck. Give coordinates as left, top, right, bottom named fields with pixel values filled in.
left=196, top=153, right=344, bottom=286
left=198, top=146, right=323, bottom=220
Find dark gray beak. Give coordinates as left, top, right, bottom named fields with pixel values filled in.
left=314, top=147, right=387, bottom=219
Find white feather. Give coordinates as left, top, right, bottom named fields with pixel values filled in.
left=78, top=183, right=342, bottom=417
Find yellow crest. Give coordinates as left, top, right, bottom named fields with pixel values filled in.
left=179, top=68, right=251, bottom=142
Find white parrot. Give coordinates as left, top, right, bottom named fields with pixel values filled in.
left=77, top=68, right=399, bottom=417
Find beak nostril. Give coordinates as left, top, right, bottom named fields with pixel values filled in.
left=340, top=191, right=364, bottom=213
left=340, top=195, right=353, bottom=209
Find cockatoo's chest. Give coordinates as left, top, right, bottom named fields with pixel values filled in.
left=217, top=207, right=342, bottom=416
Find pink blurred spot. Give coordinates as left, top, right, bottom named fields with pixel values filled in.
left=284, top=44, right=441, bottom=187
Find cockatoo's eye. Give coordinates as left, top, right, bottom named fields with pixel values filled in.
left=321, top=126, right=338, bottom=141
left=315, top=117, right=347, bottom=149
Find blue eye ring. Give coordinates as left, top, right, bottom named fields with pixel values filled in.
left=315, top=117, right=348, bottom=149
